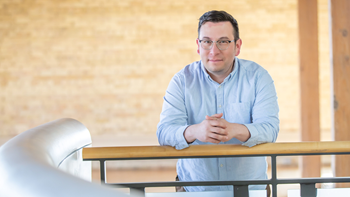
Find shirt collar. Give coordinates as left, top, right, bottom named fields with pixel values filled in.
left=200, top=57, right=239, bottom=84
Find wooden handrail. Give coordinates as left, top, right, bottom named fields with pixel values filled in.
left=82, top=141, right=350, bottom=160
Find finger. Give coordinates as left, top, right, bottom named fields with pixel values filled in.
left=205, top=115, right=212, bottom=120
left=208, top=133, right=228, bottom=141
left=211, top=113, right=223, bottom=119
left=207, top=137, right=221, bottom=144
left=211, top=127, right=228, bottom=136
left=209, top=119, right=227, bottom=129
left=206, top=115, right=219, bottom=120
left=220, top=137, right=230, bottom=142
left=208, top=127, right=228, bottom=136
left=206, top=113, right=222, bottom=120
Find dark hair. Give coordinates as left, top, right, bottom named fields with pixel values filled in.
left=198, top=10, right=240, bottom=41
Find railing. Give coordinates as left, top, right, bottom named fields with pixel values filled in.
left=83, top=141, right=350, bottom=197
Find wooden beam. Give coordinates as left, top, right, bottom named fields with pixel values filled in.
left=82, top=141, right=350, bottom=160
left=298, top=0, right=321, bottom=178
left=330, top=0, right=350, bottom=188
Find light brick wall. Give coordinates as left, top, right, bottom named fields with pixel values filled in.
left=0, top=0, right=331, bottom=143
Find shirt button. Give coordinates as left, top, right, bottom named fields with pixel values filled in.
left=218, top=85, right=221, bottom=88
left=218, top=105, right=221, bottom=108
left=220, top=164, right=223, bottom=167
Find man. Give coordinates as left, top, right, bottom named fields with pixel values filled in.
left=157, top=10, right=279, bottom=195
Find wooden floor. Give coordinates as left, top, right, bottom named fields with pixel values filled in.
left=92, top=164, right=333, bottom=197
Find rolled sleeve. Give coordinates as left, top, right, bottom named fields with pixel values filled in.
left=175, top=125, right=190, bottom=150
left=242, top=124, right=259, bottom=147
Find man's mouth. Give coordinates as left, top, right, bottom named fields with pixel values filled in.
left=209, top=59, right=222, bottom=62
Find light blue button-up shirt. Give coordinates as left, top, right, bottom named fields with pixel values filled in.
left=157, top=57, right=279, bottom=191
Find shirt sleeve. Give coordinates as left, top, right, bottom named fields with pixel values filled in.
left=157, top=73, right=190, bottom=150
left=242, top=70, right=280, bottom=147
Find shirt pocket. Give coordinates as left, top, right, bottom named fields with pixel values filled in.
left=225, top=102, right=252, bottom=124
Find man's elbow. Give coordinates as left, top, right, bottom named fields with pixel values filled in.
left=270, top=122, right=279, bottom=143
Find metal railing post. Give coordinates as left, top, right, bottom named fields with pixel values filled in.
left=234, top=185, right=249, bottom=197
left=130, top=187, right=145, bottom=197
left=300, top=183, right=317, bottom=197
left=100, top=160, right=106, bottom=184
left=271, top=155, right=277, bottom=197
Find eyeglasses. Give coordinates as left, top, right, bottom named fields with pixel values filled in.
left=198, top=39, right=235, bottom=51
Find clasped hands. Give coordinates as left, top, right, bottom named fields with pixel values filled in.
left=184, top=113, right=250, bottom=144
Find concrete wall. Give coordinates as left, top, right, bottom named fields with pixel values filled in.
left=0, top=0, right=331, bottom=148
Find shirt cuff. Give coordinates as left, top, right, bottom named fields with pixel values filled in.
left=241, top=124, right=259, bottom=147
left=175, top=125, right=190, bottom=150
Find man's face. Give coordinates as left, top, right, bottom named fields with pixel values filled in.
left=196, top=21, right=242, bottom=77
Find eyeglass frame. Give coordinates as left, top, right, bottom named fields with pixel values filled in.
left=198, top=39, right=236, bottom=51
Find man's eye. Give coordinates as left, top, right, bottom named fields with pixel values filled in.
left=219, top=40, right=229, bottom=44
left=203, top=40, right=211, bottom=44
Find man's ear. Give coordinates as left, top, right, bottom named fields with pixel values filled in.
left=235, top=39, right=242, bottom=56
left=196, top=38, right=200, bottom=54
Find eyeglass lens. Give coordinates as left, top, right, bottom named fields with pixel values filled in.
left=200, top=40, right=231, bottom=50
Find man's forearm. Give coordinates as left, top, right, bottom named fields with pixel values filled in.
left=229, top=123, right=251, bottom=142
left=183, top=125, right=197, bottom=143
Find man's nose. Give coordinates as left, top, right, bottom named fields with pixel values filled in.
left=210, top=42, right=221, bottom=54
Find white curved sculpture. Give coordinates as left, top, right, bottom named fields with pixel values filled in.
left=0, top=118, right=133, bottom=197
